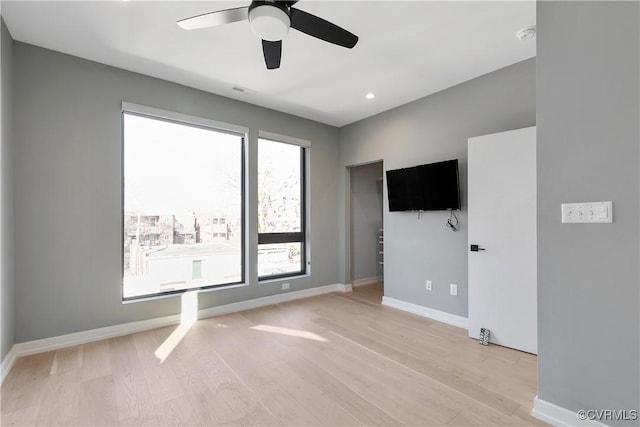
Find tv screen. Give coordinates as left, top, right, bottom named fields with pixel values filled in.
left=386, top=159, right=460, bottom=211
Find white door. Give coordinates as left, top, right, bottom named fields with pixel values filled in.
left=468, top=126, right=537, bottom=354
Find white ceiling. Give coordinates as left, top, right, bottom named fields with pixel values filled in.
left=2, top=1, right=536, bottom=127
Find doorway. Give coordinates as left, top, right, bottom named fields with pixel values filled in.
left=348, top=161, right=384, bottom=295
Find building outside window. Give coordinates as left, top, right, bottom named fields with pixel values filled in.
left=123, top=110, right=244, bottom=299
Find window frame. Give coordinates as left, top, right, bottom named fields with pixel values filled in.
left=121, top=102, right=248, bottom=302
left=257, top=133, right=309, bottom=281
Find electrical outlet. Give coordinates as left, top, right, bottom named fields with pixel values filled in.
left=282, top=283, right=290, bottom=290
left=450, top=284, right=458, bottom=296
left=425, top=280, right=432, bottom=291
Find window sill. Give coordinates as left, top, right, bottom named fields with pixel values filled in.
left=121, top=282, right=249, bottom=304
left=259, top=273, right=310, bottom=285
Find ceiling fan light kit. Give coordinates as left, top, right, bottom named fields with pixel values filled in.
left=248, top=3, right=291, bottom=42
left=177, top=0, right=359, bottom=70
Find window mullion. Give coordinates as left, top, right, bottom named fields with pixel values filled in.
left=258, top=232, right=304, bottom=245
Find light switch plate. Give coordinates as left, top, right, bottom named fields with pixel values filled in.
left=561, top=201, right=613, bottom=223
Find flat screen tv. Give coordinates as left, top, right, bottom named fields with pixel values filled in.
left=386, top=159, right=460, bottom=211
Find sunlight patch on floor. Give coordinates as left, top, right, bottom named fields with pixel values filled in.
left=155, top=291, right=198, bottom=363
left=249, top=324, right=328, bottom=342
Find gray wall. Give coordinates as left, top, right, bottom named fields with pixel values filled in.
left=339, top=59, right=536, bottom=317
left=537, top=1, right=639, bottom=422
left=1, top=18, right=15, bottom=360
left=350, top=161, right=383, bottom=282
left=13, top=42, right=340, bottom=343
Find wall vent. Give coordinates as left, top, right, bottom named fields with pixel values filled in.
left=232, top=85, right=258, bottom=95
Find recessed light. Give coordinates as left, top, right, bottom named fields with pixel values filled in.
left=516, top=26, right=536, bottom=41
left=366, top=93, right=375, bottom=100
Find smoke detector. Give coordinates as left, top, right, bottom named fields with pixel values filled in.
left=516, top=26, right=536, bottom=40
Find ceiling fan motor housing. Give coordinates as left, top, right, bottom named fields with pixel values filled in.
left=248, top=1, right=291, bottom=41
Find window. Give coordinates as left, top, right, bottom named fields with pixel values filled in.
left=258, top=137, right=307, bottom=279
left=122, top=110, right=245, bottom=300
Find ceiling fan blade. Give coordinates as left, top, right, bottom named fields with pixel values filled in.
left=289, top=8, right=358, bottom=48
left=262, top=40, right=282, bottom=70
left=177, top=7, right=249, bottom=30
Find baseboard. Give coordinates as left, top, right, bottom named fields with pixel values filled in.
left=381, top=296, right=469, bottom=329
left=532, top=396, right=608, bottom=427
left=198, top=283, right=351, bottom=318
left=14, top=313, right=184, bottom=357
left=337, top=283, right=353, bottom=292
left=1, top=345, right=18, bottom=384
left=351, top=276, right=379, bottom=287
left=7, top=283, right=349, bottom=374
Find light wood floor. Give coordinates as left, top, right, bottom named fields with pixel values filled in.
left=1, top=284, right=545, bottom=426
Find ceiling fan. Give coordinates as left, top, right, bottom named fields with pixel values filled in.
left=177, top=0, right=359, bottom=70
